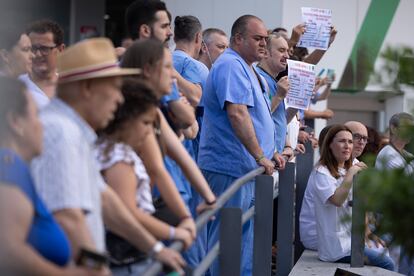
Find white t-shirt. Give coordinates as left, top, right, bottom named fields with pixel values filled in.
left=300, top=159, right=358, bottom=251
left=375, top=144, right=414, bottom=175
left=299, top=169, right=318, bottom=250
left=96, top=141, right=155, bottom=214
left=312, top=165, right=352, bottom=262
left=19, top=74, right=50, bottom=109
left=287, top=115, right=300, bottom=150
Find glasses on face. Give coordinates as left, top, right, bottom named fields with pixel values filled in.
left=353, top=133, right=368, bottom=143
left=31, top=44, right=57, bottom=55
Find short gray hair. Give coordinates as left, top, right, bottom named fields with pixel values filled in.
left=389, top=112, right=414, bottom=135
left=266, top=32, right=283, bottom=51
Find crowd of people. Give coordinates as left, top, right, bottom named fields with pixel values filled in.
left=0, top=0, right=413, bottom=275
left=300, top=116, right=414, bottom=274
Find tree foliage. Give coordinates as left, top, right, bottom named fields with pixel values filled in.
left=357, top=124, right=414, bottom=257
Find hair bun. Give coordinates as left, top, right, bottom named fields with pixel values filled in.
left=174, top=16, right=183, bottom=25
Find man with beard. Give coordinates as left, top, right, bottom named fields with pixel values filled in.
left=125, top=0, right=194, bottom=129
left=198, top=15, right=284, bottom=275
left=19, top=19, right=65, bottom=109
left=125, top=0, right=172, bottom=45
left=256, top=32, right=294, bottom=158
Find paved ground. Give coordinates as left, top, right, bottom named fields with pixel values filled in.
left=289, top=250, right=403, bottom=276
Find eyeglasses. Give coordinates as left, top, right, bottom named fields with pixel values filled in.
left=353, top=133, right=368, bottom=143
left=31, top=44, right=58, bottom=55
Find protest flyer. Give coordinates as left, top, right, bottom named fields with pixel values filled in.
left=298, top=7, right=332, bottom=50
left=285, top=59, right=316, bottom=110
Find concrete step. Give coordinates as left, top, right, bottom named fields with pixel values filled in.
left=289, top=250, right=402, bottom=276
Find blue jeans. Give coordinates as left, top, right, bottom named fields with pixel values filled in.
left=399, top=248, right=414, bottom=275
left=336, top=247, right=395, bottom=271
left=202, top=170, right=254, bottom=276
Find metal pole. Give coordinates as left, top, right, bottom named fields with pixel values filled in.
left=219, top=208, right=242, bottom=276
left=253, top=175, right=274, bottom=276
left=294, top=141, right=314, bottom=262
left=276, top=162, right=295, bottom=276
left=351, top=175, right=364, bottom=267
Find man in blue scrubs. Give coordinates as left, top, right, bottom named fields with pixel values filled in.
left=125, top=0, right=195, bottom=129
left=198, top=15, right=284, bottom=275
left=256, top=33, right=293, bottom=154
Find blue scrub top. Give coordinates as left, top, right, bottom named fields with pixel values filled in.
left=255, top=65, right=287, bottom=153
left=160, top=82, right=180, bottom=105
left=0, top=149, right=71, bottom=266
left=173, top=49, right=209, bottom=88
left=173, top=49, right=209, bottom=107
left=198, top=48, right=276, bottom=178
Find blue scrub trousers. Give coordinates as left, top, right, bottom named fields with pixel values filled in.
left=201, top=169, right=255, bottom=276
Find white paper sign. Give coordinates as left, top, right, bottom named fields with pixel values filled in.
left=286, top=59, right=316, bottom=110
left=298, top=7, right=332, bottom=50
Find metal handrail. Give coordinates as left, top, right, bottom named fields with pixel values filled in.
left=142, top=149, right=302, bottom=276
left=142, top=166, right=266, bottom=276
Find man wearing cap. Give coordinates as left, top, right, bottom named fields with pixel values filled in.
left=31, top=38, right=185, bottom=273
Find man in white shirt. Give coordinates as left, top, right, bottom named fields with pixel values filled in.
left=375, top=112, right=414, bottom=275
left=376, top=112, right=414, bottom=174
left=19, top=19, right=65, bottom=109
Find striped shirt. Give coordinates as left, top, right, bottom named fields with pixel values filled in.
left=31, top=98, right=106, bottom=252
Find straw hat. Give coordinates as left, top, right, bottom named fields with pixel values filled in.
left=57, top=37, right=140, bottom=83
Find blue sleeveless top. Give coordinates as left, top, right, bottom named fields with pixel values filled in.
left=0, top=149, right=71, bottom=266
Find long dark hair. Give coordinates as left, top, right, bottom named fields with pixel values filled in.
left=97, top=78, right=158, bottom=161
left=319, top=124, right=353, bottom=179
left=0, top=77, right=28, bottom=143
left=121, top=39, right=165, bottom=76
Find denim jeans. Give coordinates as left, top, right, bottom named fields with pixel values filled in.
left=336, top=247, right=395, bottom=271
left=399, top=248, right=414, bottom=275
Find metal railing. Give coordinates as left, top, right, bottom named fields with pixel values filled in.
left=351, top=175, right=365, bottom=267
left=143, top=140, right=372, bottom=275
left=142, top=162, right=296, bottom=276
left=140, top=140, right=372, bottom=274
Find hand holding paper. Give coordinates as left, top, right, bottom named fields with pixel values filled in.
left=298, top=7, right=332, bottom=50
left=285, top=59, right=316, bottom=110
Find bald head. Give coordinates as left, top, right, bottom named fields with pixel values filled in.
left=345, top=121, right=368, bottom=159
left=230, top=15, right=267, bottom=65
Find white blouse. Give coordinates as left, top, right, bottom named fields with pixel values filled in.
left=96, top=141, right=155, bottom=214
left=312, top=165, right=352, bottom=261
